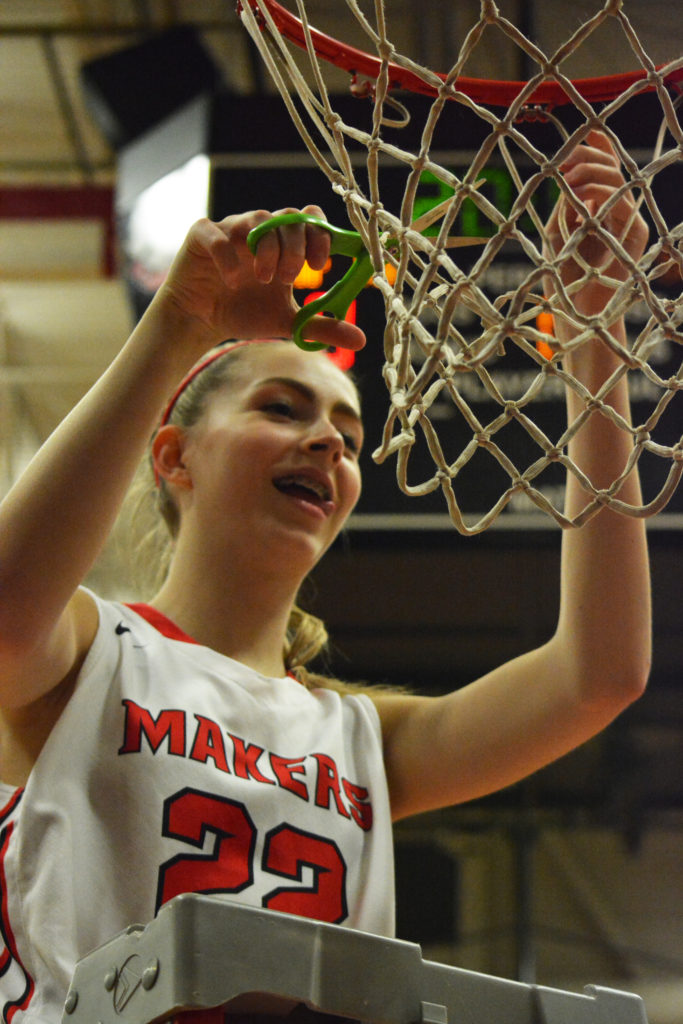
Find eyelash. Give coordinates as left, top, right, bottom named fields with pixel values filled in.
left=342, top=433, right=360, bottom=454
left=262, top=401, right=360, bottom=454
left=263, top=400, right=293, bottom=417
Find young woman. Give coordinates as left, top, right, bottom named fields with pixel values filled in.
left=0, top=131, right=650, bottom=1022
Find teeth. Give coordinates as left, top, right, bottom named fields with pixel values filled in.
left=276, top=475, right=331, bottom=502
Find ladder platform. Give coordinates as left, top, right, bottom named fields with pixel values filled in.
left=62, top=894, right=648, bottom=1024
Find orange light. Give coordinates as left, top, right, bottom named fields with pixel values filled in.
left=293, top=258, right=332, bottom=290
left=383, top=262, right=397, bottom=286
left=536, top=310, right=555, bottom=360
left=326, top=346, right=357, bottom=371
left=367, top=263, right=397, bottom=287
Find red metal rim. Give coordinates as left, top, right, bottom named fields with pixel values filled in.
left=241, top=0, right=683, bottom=108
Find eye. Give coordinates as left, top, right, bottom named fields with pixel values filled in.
left=263, top=400, right=295, bottom=417
left=341, top=430, right=361, bottom=455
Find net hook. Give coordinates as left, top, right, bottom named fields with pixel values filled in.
left=349, top=73, right=411, bottom=127
left=247, top=212, right=372, bottom=351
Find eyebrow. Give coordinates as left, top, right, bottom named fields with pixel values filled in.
left=256, top=376, right=363, bottom=427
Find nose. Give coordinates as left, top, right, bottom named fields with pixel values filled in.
left=303, top=418, right=344, bottom=463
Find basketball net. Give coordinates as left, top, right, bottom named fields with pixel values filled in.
left=239, top=0, right=683, bottom=533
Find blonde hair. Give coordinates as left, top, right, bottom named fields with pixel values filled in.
left=119, top=341, right=395, bottom=697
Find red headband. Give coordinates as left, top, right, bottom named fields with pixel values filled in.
left=158, top=337, right=354, bottom=430
left=158, top=339, right=280, bottom=428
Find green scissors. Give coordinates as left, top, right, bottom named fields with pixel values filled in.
left=247, top=212, right=372, bottom=352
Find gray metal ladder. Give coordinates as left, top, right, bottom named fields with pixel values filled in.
left=62, top=894, right=649, bottom=1024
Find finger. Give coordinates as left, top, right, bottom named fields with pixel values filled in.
left=562, top=130, right=618, bottom=166
left=224, top=209, right=280, bottom=284
left=563, top=162, right=625, bottom=192
left=566, top=176, right=637, bottom=218
left=181, top=217, right=246, bottom=286
left=220, top=208, right=273, bottom=253
left=254, top=234, right=285, bottom=285
left=301, top=315, right=366, bottom=351
left=560, top=144, right=619, bottom=176
left=301, top=204, right=332, bottom=270
left=267, top=206, right=316, bottom=285
left=584, top=128, right=618, bottom=160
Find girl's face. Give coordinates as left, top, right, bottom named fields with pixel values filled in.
left=177, top=343, right=364, bottom=568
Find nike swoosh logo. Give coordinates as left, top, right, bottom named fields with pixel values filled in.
left=115, top=622, right=131, bottom=635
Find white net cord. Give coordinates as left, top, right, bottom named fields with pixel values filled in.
left=239, top=0, right=683, bottom=533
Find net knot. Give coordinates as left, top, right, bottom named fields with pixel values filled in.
left=628, top=172, right=647, bottom=192
left=498, top=219, right=518, bottom=239
left=378, top=39, right=396, bottom=64
left=604, top=0, right=624, bottom=13
left=326, top=111, right=344, bottom=132
left=540, top=60, right=561, bottom=79
left=579, top=216, right=600, bottom=235
left=480, top=0, right=500, bottom=24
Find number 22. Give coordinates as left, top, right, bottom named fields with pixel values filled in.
left=155, top=787, right=348, bottom=924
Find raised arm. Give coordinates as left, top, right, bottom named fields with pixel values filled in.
left=0, top=208, right=364, bottom=709
left=376, top=132, right=652, bottom=820
left=546, top=130, right=651, bottom=719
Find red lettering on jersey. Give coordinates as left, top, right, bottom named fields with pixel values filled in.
left=190, top=715, right=230, bottom=773
left=229, top=734, right=275, bottom=785
left=312, top=753, right=351, bottom=819
left=342, top=779, right=373, bottom=831
left=270, top=754, right=309, bottom=801
left=119, top=700, right=186, bottom=756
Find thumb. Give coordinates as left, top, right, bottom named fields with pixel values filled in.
left=583, top=198, right=598, bottom=219
left=299, top=315, right=366, bottom=351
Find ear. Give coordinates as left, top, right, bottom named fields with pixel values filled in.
left=152, top=425, right=193, bottom=490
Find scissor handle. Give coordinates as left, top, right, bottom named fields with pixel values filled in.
left=247, top=212, right=372, bottom=352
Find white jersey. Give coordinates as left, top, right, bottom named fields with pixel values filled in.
left=0, top=591, right=395, bottom=1024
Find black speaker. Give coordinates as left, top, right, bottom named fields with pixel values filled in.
left=80, top=25, right=223, bottom=149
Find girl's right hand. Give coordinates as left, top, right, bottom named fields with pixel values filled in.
left=158, top=205, right=367, bottom=352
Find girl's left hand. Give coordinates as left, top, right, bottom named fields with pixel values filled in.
left=543, top=130, right=649, bottom=316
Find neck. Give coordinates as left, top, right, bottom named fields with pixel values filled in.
left=151, top=542, right=305, bottom=679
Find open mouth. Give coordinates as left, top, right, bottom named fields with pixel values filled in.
left=273, top=474, right=333, bottom=510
